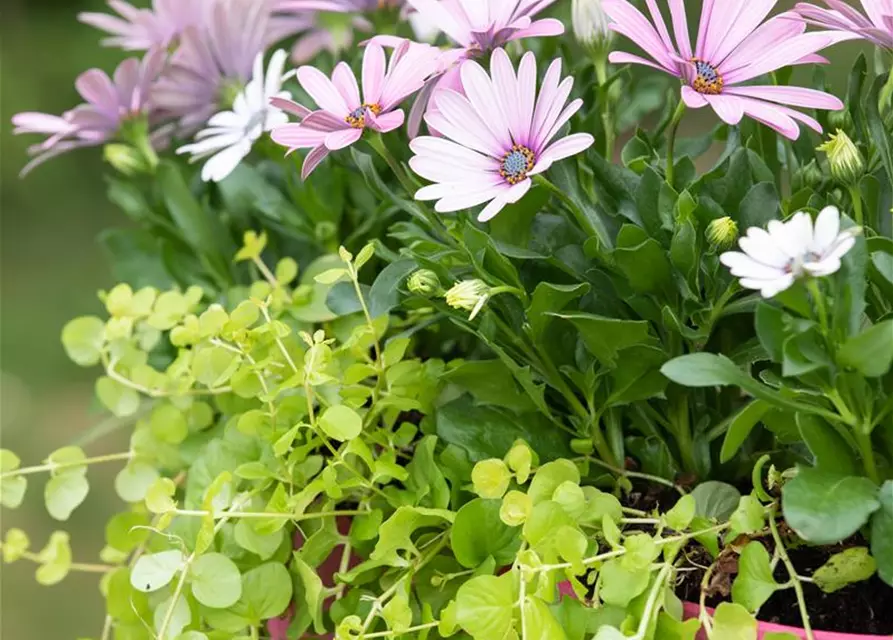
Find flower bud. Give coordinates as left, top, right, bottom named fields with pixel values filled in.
left=572, top=0, right=612, bottom=51
left=103, top=143, right=150, bottom=175
left=407, top=269, right=442, bottom=297
left=792, top=159, right=824, bottom=192
left=817, top=130, right=865, bottom=186
left=445, top=279, right=490, bottom=320
left=706, top=216, right=739, bottom=251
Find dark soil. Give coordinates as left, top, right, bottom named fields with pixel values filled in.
left=675, top=535, right=893, bottom=635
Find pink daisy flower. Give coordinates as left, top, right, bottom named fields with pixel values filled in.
left=372, top=0, right=565, bottom=136
left=12, top=49, right=165, bottom=176
left=79, top=0, right=209, bottom=51
left=408, top=49, right=595, bottom=222
left=270, top=40, right=439, bottom=179
left=795, top=1, right=893, bottom=50
left=152, top=0, right=273, bottom=133
left=602, top=0, right=847, bottom=139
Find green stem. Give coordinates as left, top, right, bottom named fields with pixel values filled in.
left=367, top=132, right=415, bottom=195
left=591, top=416, right=620, bottom=469
left=848, top=184, right=865, bottom=227
left=171, top=508, right=368, bottom=521
left=364, top=622, right=440, bottom=639
left=1, top=451, right=133, bottom=479
left=533, top=175, right=600, bottom=241
left=854, top=429, right=881, bottom=485
left=665, top=101, right=687, bottom=188
left=769, top=508, right=815, bottom=640
left=586, top=456, right=686, bottom=496
left=807, top=279, right=829, bottom=336
left=595, top=56, right=615, bottom=160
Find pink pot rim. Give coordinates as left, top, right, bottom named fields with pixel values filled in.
left=682, top=602, right=892, bottom=640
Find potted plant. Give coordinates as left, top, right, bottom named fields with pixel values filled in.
left=2, top=0, right=892, bottom=638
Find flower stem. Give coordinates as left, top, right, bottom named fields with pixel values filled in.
left=769, top=507, right=815, bottom=640
left=595, top=56, right=615, bottom=160
left=807, top=279, right=829, bottom=335
left=367, top=132, right=415, bottom=195
left=848, top=184, right=865, bottom=227
left=533, top=174, right=601, bottom=241
left=665, top=101, right=687, bottom=188
left=854, top=428, right=881, bottom=485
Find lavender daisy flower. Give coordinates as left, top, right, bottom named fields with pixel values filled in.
left=178, top=50, right=291, bottom=182
left=152, top=0, right=273, bottom=133
left=795, top=1, right=893, bottom=50
left=372, top=0, right=564, bottom=137
left=602, top=0, right=848, bottom=139
left=12, top=49, right=165, bottom=175
left=79, top=0, right=209, bottom=51
left=409, top=49, right=595, bottom=222
left=271, top=40, right=439, bottom=179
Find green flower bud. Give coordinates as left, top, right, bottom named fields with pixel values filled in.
left=406, top=269, right=442, bottom=297
left=445, top=279, right=490, bottom=320
left=103, top=143, right=151, bottom=176
left=792, top=159, right=825, bottom=192
left=572, top=0, right=612, bottom=51
left=706, top=216, right=739, bottom=251
left=817, top=130, right=865, bottom=186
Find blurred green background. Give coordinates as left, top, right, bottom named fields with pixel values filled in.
left=0, top=1, right=867, bottom=638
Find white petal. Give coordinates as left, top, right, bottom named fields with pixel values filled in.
left=201, top=141, right=252, bottom=183
left=810, top=206, right=841, bottom=253
left=768, top=213, right=811, bottom=258
left=738, top=228, right=789, bottom=268
left=720, top=252, right=788, bottom=280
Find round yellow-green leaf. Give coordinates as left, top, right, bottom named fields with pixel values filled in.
left=45, top=474, right=89, bottom=521
left=471, top=458, right=512, bottom=499
left=2, top=528, right=29, bottom=562
left=190, top=552, right=242, bottom=608
left=36, top=531, right=72, bottom=585
left=150, top=404, right=189, bottom=444
left=62, top=316, right=105, bottom=366
left=96, top=376, right=140, bottom=418
left=318, top=404, right=362, bottom=442
left=500, top=490, right=533, bottom=526
left=131, top=549, right=185, bottom=593
left=115, top=462, right=160, bottom=503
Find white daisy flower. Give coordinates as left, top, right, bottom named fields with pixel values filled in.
left=177, top=49, right=291, bottom=182
left=720, top=206, right=859, bottom=299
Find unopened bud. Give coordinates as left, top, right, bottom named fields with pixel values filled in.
left=572, top=0, right=612, bottom=51
left=706, top=216, right=739, bottom=251
left=817, top=130, right=865, bottom=186
left=103, top=143, right=150, bottom=175
left=445, top=279, right=490, bottom=320
left=407, top=269, right=442, bottom=297
left=792, top=159, right=824, bottom=192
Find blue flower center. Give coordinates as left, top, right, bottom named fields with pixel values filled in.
left=500, top=145, right=535, bottom=184
left=345, top=103, right=382, bottom=129
left=692, top=59, right=724, bottom=95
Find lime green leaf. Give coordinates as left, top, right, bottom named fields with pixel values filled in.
left=524, top=596, right=568, bottom=640
left=47, top=446, right=88, bottom=476
left=500, top=491, right=533, bottom=527
left=582, top=487, right=623, bottom=526
left=106, top=567, right=149, bottom=623
left=727, top=496, right=766, bottom=540
left=192, top=346, right=241, bottom=388
left=1, top=475, right=26, bottom=509
left=711, top=603, right=757, bottom=640
left=665, top=494, right=696, bottom=531
left=96, top=376, right=140, bottom=417
left=146, top=477, right=177, bottom=514
left=523, top=501, right=575, bottom=557
left=237, top=562, right=293, bottom=622
left=556, top=525, right=588, bottom=574
left=837, top=320, right=893, bottom=377
left=132, top=550, right=185, bottom=593
left=0, top=450, right=20, bottom=472
left=115, top=461, right=160, bottom=503
left=621, top=533, right=658, bottom=571
left=382, top=591, right=413, bottom=633
left=471, top=458, right=512, bottom=499
left=552, top=481, right=586, bottom=520
left=292, top=556, right=324, bottom=634
left=528, top=460, right=580, bottom=505
left=782, top=467, right=880, bottom=544
left=813, top=547, right=876, bottom=593
left=455, top=574, right=516, bottom=638
left=599, top=558, right=650, bottom=606
left=314, top=268, right=348, bottom=285
left=62, top=316, right=106, bottom=366
left=2, top=528, right=30, bottom=562
left=371, top=506, right=454, bottom=567
left=235, top=230, right=267, bottom=262
left=45, top=474, right=89, bottom=521
left=233, top=520, right=284, bottom=560
left=36, top=531, right=72, bottom=585
left=318, top=404, right=363, bottom=442
left=153, top=593, right=191, bottom=640
left=190, top=553, right=242, bottom=608
left=505, top=442, right=533, bottom=484
left=451, top=498, right=522, bottom=568
left=732, top=542, right=780, bottom=611
left=106, top=511, right=150, bottom=553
